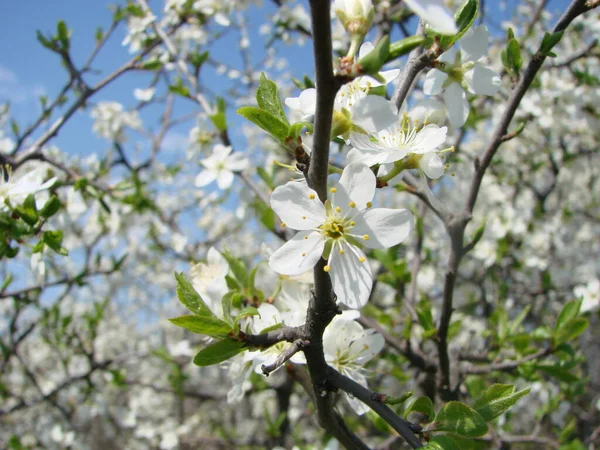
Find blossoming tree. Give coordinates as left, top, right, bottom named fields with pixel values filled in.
left=1, top=0, right=599, bottom=448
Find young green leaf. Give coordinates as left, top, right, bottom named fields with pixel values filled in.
left=430, top=401, right=488, bottom=437
left=221, top=251, right=248, bottom=288
left=233, top=307, right=260, bottom=331
left=40, top=196, right=61, bottom=219
left=256, top=73, right=289, bottom=126
left=421, top=435, right=462, bottom=450
left=404, top=396, right=435, bottom=422
left=209, top=97, right=227, bottom=131
left=437, top=0, right=479, bottom=48
left=237, top=106, right=289, bottom=143
left=169, top=315, right=233, bottom=339
left=193, top=339, right=247, bottom=366
left=174, top=272, right=215, bottom=317
left=472, top=384, right=531, bottom=421
left=358, top=35, right=390, bottom=75
left=554, top=317, right=589, bottom=345
left=556, top=299, right=582, bottom=330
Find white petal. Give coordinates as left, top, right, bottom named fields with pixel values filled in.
left=195, top=170, right=217, bottom=187
left=420, top=153, right=444, bottom=179
left=285, top=97, right=300, bottom=110
left=471, top=63, right=501, bottom=96
left=351, top=96, right=397, bottom=132
left=352, top=208, right=413, bottom=249
left=351, top=329, right=385, bottom=364
left=423, top=70, right=448, bottom=96
left=330, top=242, right=372, bottom=309
left=438, top=46, right=459, bottom=65
left=213, top=144, right=232, bottom=158
left=337, top=162, right=376, bottom=209
left=227, top=153, right=249, bottom=171
left=270, top=182, right=325, bottom=230
left=459, top=25, right=489, bottom=62
left=346, top=147, right=386, bottom=167
left=269, top=231, right=325, bottom=276
left=299, top=88, right=317, bottom=116
left=444, top=82, right=469, bottom=128
left=412, top=124, right=448, bottom=154
left=403, top=0, right=457, bottom=35
left=216, top=171, right=234, bottom=190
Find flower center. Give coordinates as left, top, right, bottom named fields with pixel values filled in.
left=322, top=216, right=346, bottom=240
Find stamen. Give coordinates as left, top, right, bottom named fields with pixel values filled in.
left=281, top=223, right=286, bottom=227
left=349, top=202, right=356, bottom=208
left=366, top=202, right=372, bottom=208
left=309, top=194, right=315, bottom=200
left=330, top=187, right=337, bottom=193
left=363, top=235, right=369, bottom=240
left=323, top=265, right=331, bottom=272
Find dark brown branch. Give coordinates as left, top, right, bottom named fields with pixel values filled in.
left=328, top=369, right=423, bottom=449
left=261, top=339, right=309, bottom=376
left=464, top=347, right=553, bottom=374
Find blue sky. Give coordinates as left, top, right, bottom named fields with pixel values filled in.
left=0, top=0, right=573, bottom=160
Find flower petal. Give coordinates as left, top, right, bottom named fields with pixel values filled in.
left=352, top=208, right=413, bottom=249
left=444, top=82, right=469, bottom=128
left=351, top=329, right=385, bottom=364
left=330, top=242, right=372, bottom=309
left=423, top=70, right=448, bottom=96
left=403, top=0, right=457, bottom=35
left=471, top=63, right=501, bottom=96
left=195, top=170, right=217, bottom=187
left=420, top=153, right=444, bottom=179
left=337, top=162, right=376, bottom=209
left=412, top=124, right=448, bottom=154
left=216, top=171, right=234, bottom=190
left=270, top=181, right=326, bottom=230
left=351, top=96, right=397, bottom=132
left=459, top=25, right=489, bottom=62
left=269, top=231, right=325, bottom=276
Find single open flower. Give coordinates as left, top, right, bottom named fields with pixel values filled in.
left=195, top=144, right=249, bottom=190
left=268, top=162, right=413, bottom=308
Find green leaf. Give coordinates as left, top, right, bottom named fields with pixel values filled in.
left=1, top=273, right=13, bottom=292
left=358, top=35, right=390, bottom=75
left=174, top=272, right=215, bottom=317
left=287, top=122, right=313, bottom=140
left=56, top=20, right=70, bottom=50
left=140, top=58, right=163, bottom=71
left=209, top=97, right=227, bottom=131
left=437, top=0, right=479, bottom=47
left=169, top=315, right=233, bottom=339
left=168, top=79, right=190, bottom=97
left=405, top=396, right=435, bottom=422
left=36, top=30, right=56, bottom=50
left=384, top=390, right=413, bottom=405
left=535, top=364, right=579, bottom=382
left=190, top=50, right=209, bottom=70
left=237, top=106, right=289, bottom=143
left=540, top=31, right=564, bottom=56
left=13, top=194, right=39, bottom=226
left=43, top=230, right=68, bottom=256
left=221, top=251, right=248, bottom=288
left=193, top=339, right=247, bottom=366
left=40, top=196, right=61, bottom=218
left=506, top=38, right=522, bottom=73
left=554, top=317, right=589, bottom=345
left=256, top=73, right=289, bottom=126
left=386, top=36, right=426, bottom=63
left=234, top=307, right=260, bottom=330
left=472, top=384, right=530, bottom=421
left=431, top=401, right=488, bottom=437
left=422, top=435, right=462, bottom=450
left=556, top=300, right=582, bottom=330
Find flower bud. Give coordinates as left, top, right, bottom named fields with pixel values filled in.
left=334, top=0, right=374, bottom=38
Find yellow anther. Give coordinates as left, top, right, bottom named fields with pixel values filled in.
left=330, top=187, right=337, bottom=193
left=349, top=202, right=356, bottom=208
left=304, top=236, right=308, bottom=240
left=366, top=201, right=373, bottom=208
left=302, top=252, right=306, bottom=257
left=323, top=265, right=331, bottom=272
left=359, top=257, right=366, bottom=262
left=350, top=221, right=355, bottom=226
left=335, top=206, right=341, bottom=213
left=302, top=215, right=306, bottom=220
left=363, top=235, right=369, bottom=240
left=340, top=249, right=345, bottom=254
left=309, top=193, right=315, bottom=200
left=281, top=223, right=286, bottom=227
